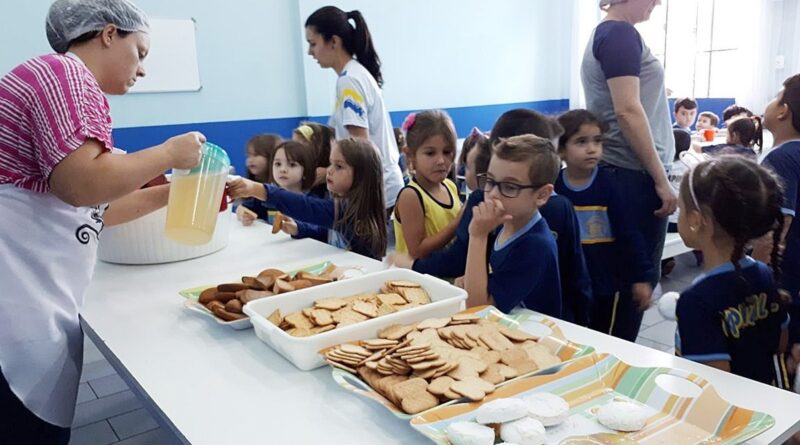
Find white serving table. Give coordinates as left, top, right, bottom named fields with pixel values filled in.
left=81, top=216, right=800, bottom=444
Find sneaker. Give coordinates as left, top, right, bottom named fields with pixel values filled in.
left=661, top=258, right=676, bottom=277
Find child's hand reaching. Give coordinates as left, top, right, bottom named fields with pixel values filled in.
left=632, top=282, right=653, bottom=311
left=387, top=252, right=414, bottom=269
left=469, top=198, right=512, bottom=238
left=280, top=216, right=299, bottom=236
left=227, top=177, right=265, bottom=201
left=236, top=206, right=257, bottom=226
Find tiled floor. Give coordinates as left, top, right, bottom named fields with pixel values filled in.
left=70, top=252, right=702, bottom=445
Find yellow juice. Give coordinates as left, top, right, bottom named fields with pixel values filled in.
left=164, top=172, right=227, bottom=245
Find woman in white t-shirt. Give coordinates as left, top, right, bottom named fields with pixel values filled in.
left=304, top=6, right=404, bottom=211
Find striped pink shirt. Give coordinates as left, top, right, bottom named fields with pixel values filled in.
left=0, top=53, right=113, bottom=193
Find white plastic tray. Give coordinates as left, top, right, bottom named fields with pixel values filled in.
left=243, top=269, right=467, bottom=371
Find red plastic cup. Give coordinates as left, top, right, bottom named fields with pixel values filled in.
left=703, top=129, right=715, bottom=142
left=219, top=189, right=230, bottom=212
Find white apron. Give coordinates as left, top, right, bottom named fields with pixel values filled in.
left=0, top=184, right=105, bottom=427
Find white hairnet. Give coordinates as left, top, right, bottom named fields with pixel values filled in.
left=599, top=0, right=628, bottom=8
left=46, top=0, right=149, bottom=53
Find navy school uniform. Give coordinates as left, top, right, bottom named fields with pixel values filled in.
left=255, top=184, right=382, bottom=260
left=702, top=143, right=757, bottom=160
left=672, top=122, right=692, bottom=133
left=239, top=197, right=278, bottom=225
left=555, top=167, right=654, bottom=341
left=541, top=193, right=593, bottom=326
left=489, top=212, right=562, bottom=318
left=412, top=190, right=481, bottom=278
left=413, top=190, right=584, bottom=321
left=762, top=139, right=800, bottom=344
left=675, top=257, right=791, bottom=389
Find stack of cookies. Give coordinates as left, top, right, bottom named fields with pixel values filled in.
left=197, top=266, right=335, bottom=322
left=324, top=314, right=563, bottom=414
left=267, top=281, right=432, bottom=337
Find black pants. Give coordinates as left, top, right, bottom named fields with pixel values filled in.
left=601, top=165, right=668, bottom=286
left=0, top=367, right=70, bottom=445
left=590, top=292, right=645, bottom=343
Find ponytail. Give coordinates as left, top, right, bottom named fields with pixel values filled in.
left=752, top=116, right=763, bottom=153
left=728, top=116, right=763, bottom=153
left=306, top=6, right=384, bottom=87
left=346, top=10, right=383, bottom=87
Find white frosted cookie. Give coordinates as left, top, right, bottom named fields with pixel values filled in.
left=474, top=398, right=529, bottom=424
left=500, top=417, right=547, bottom=445
left=523, top=392, right=570, bottom=427
left=596, top=400, right=649, bottom=432
left=446, top=421, right=496, bottom=445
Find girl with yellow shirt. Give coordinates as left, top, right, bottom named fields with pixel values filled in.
left=393, top=110, right=463, bottom=258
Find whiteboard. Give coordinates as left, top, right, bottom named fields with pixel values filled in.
left=129, top=18, right=201, bottom=93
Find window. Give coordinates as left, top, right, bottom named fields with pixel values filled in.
left=635, top=0, right=745, bottom=98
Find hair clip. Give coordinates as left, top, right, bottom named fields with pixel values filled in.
left=469, top=127, right=487, bottom=139
left=296, top=125, right=314, bottom=142
left=401, top=113, right=417, bottom=133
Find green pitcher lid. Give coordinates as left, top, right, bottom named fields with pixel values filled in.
left=185, top=142, right=230, bottom=174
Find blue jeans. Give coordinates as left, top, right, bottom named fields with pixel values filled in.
left=601, top=164, right=668, bottom=286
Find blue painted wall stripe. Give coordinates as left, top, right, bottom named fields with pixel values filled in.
left=113, top=99, right=570, bottom=176
left=112, top=98, right=734, bottom=177
left=667, top=97, right=736, bottom=126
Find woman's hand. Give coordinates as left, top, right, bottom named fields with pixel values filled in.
left=236, top=206, right=257, bottom=226
left=468, top=199, right=512, bottom=238
left=166, top=132, right=206, bottom=169
left=280, top=216, right=299, bottom=236
left=654, top=181, right=677, bottom=218
left=227, top=177, right=265, bottom=201
left=632, top=282, right=653, bottom=311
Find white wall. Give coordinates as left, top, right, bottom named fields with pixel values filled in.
left=0, top=0, right=309, bottom=129
left=1, top=1, right=573, bottom=130
left=298, top=0, right=572, bottom=117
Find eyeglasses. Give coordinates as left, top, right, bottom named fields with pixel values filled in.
left=476, top=174, right=544, bottom=198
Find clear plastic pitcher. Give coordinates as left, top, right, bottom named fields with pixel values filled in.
left=165, top=142, right=230, bottom=245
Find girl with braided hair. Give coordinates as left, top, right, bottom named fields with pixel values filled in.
left=674, top=156, right=792, bottom=388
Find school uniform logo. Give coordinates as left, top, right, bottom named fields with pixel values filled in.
left=574, top=206, right=614, bottom=245
left=720, top=292, right=781, bottom=339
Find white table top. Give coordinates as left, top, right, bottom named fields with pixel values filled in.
left=81, top=215, right=800, bottom=445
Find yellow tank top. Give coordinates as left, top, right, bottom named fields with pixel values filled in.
left=393, top=178, right=462, bottom=255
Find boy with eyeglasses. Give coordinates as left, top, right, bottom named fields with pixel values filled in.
left=463, top=135, right=562, bottom=317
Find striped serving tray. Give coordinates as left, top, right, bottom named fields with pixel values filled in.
left=330, top=306, right=596, bottom=419
left=410, top=352, right=774, bottom=445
